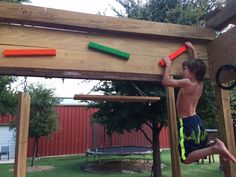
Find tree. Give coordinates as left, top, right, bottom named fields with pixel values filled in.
left=91, top=1, right=225, bottom=177
left=231, top=88, right=236, bottom=144
left=10, top=84, right=60, bottom=166
left=164, top=0, right=223, bottom=26
left=89, top=81, right=167, bottom=176
left=0, top=76, right=17, bottom=116
left=114, top=0, right=224, bottom=25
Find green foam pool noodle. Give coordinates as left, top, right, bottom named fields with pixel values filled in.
left=88, top=42, right=130, bottom=60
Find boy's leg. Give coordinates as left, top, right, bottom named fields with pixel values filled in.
left=183, top=138, right=236, bottom=164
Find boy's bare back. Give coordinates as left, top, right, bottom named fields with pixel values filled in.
left=177, top=80, right=203, bottom=118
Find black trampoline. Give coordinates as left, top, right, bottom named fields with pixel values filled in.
left=87, top=146, right=152, bottom=156
left=85, top=146, right=153, bottom=171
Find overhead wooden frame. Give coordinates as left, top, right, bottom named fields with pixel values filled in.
left=0, top=2, right=214, bottom=39
left=0, top=2, right=214, bottom=81
left=74, top=94, right=160, bottom=102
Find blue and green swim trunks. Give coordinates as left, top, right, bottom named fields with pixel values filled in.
left=177, top=114, right=208, bottom=162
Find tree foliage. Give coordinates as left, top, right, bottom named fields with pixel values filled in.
left=27, top=84, right=60, bottom=139
left=88, top=80, right=166, bottom=177
left=0, top=76, right=17, bottom=116
left=164, top=0, right=223, bottom=25
left=90, top=81, right=167, bottom=135
left=28, top=84, right=60, bottom=166
left=10, top=83, right=60, bottom=166
left=230, top=88, right=236, bottom=119
left=114, top=0, right=225, bottom=26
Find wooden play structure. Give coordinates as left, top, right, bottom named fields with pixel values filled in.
left=0, top=1, right=235, bottom=177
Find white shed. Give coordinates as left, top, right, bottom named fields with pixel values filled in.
left=0, top=126, right=15, bottom=160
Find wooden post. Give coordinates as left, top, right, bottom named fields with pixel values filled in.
left=215, top=88, right=236, bottom=177
left=14, top=92, right=30, bottom=177
left=166, top=85, right=181, bottom=177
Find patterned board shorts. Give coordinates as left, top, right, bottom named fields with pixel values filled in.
left=178, top=114, right=208, bottom=162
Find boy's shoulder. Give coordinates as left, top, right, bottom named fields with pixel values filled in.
left=180, top=78, right=202, bottom=89
left=178, top=78, right=194, bottom=87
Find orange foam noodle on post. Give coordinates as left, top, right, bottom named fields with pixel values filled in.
left=3, top=49, right=56, bottom=57
left=159, top=45, right=187, bottom=67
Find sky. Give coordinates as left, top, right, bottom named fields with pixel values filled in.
left=13, top=0, right=124, bottom=104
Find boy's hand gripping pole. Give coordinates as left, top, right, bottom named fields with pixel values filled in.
left=159, top=45, right=188, bottom=67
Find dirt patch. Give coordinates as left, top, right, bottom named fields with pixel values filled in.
left=10, top=166, right=55, bottom=172
left=81, top=159, right=166, bottom=173
left=26, top=166, right=55, bottom=172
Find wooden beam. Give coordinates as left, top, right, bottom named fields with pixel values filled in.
left=205, top=0, right=236, bottom=30
left=0, top=24, right=210, bottom=80
left=0, top=2, right=213, bottom=81
left=14, top=92, right=30, bottom=177
left=0, top=68, right=163, bottom=82
left=74, top=95, right=160, bottom=102
left=214, top=88, right=236, bottom=177
left=208, top=26, right=236, bottom=84
left=166, top=84, right=181, bottom=177
left=0, top=2, right=215, bottom=40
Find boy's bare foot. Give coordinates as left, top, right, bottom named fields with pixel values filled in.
left=213, top=138, right=236, bottom=164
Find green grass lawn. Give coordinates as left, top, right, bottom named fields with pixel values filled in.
left=0, top=150, right=224, bottom=177
left=161, top=150, right=224, bottom=177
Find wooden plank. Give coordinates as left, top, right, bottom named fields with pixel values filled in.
left=0, top=24, right=210, bottom=80
left=14, top=92, right=30, bottom=177
left=0, top=68, right=162, bottom=82
left=214, top=88, right=236, bottom=177
left=2, top=24, right=207, bottom=61
left=0, top=2, right=215, bottom=40
left=74, top=95, right=160, bottom=102
left=205, top=0, right=236, bottom=30
left=166, top=85, right=181, bottom=177
left=208, top=26, right=236, bottom=84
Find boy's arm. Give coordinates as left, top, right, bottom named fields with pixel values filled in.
left=185, top=42, right=198, bottom=58
left=161, top=56, right=190, bottom=88
left=162, top=56, right=172, bottom=86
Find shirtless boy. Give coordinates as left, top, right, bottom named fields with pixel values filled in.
left=161, top=42, right=236, bottom=164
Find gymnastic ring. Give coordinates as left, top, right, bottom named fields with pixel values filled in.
left=215, top=64, right=236, bottom=90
